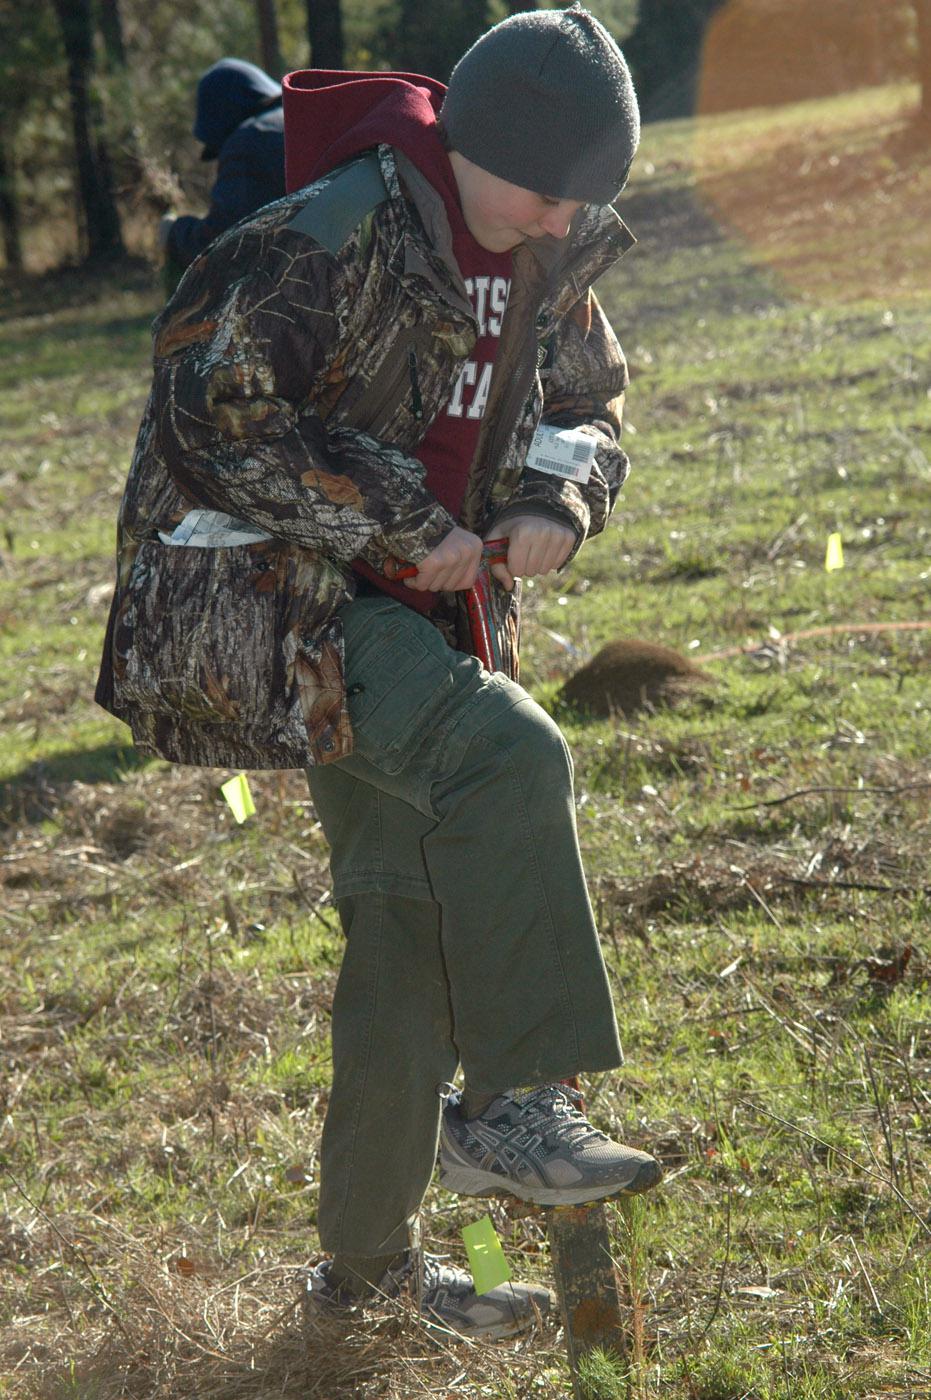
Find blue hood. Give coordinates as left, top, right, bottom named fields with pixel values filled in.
left=195, top=59, right=282, bottom=155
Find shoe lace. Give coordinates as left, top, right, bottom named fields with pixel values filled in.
left=385, top=1250, right=464, bottom=1302
left=514, top=1083, right=609, bottom=1147
left=421, top=1252, right=465, bottom=1294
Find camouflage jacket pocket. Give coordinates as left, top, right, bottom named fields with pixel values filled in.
left=114, top=538, right=305, bottom=743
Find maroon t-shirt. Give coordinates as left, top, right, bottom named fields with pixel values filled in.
left=354, top=183, right=513, bottom=613
left=281, top=69, right=512, bottom=613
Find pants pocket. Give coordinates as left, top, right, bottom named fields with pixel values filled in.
left=346, top=625, right=454, bottom=775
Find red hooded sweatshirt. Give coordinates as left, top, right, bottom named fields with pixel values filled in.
left=283, top=70, right=513, bottom=613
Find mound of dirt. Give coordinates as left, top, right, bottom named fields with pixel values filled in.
left=558, top=638, right=714, bottom=717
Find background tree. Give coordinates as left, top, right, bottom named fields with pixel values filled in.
left=588, top=0, right=639, bottom=46
left=93, top=0, right=154, bottom=210
left=391, top=0, right=488, bottom=80
left=0, top=1, right=67, bottom=270
left=256, top=0, right=284, bottom=78
left=2, top=0, right=922, bottom=273
left=0, top=121, right=22, bottom=270
left=623, top=0, right=725, bottom=119
left=51, top=0, right=125, bottom=258
left=96, top=0, right=128, bottom=67
left=306, top=0, right=344, bottom=68
left=916, top=0, right=931, bottom=127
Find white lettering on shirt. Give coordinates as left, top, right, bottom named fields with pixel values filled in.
left=446, top=360, right=477, bottom=417
left=446, top=275, right=511, bottom=420
left=471, top=276, right=490, bottom=336
left=487, top=278, right=509, bottom=336
left=468, top=363, right=493, bottom=420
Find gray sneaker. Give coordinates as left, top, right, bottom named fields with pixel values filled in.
left=439, top=1084, right=662, bottom=1205
left=305, top=1251, right=551, bottom=1341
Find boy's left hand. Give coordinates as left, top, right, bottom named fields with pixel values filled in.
left=486, top=516, right=576, bottom=591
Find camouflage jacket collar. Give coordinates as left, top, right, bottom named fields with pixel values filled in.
left=379, top=144, right=634, bottom=331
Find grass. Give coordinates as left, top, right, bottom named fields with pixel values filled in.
left=2, top=82, right=930, bottom=1398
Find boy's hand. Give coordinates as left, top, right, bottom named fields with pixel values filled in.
left=487, top=516, right=575, bottom=591
left=404, top=525, right=484, bottom=592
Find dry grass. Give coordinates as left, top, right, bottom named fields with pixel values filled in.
left=0, top=1226, right=562, bottom=1399
left=1, top=766, right=327, bottom=922
left=3, top=78, right=931, bottom=1400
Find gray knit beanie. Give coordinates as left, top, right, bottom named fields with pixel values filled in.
left=440, top=4, right=639, bottom=205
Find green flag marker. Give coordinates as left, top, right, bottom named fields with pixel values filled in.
left=221, top=773, right=256, bottom=823
left=462, top=1215, right=511, bottom=1295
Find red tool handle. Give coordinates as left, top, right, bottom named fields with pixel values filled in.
left=393, top=537, right=509, bottom=582
left=388, top=538, right=510, bottom=673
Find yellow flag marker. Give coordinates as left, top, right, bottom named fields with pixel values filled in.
left=825, top=533, right=844, bottom=572
left=221, top=773, right=256, bottom=823
left=462, top=1215, right=511, bottom=1295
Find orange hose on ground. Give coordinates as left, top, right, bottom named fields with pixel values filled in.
left=702, top=620, right=931, bottom=664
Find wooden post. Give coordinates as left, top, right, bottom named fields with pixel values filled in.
left=546, top=1201, right=627, bottom=1399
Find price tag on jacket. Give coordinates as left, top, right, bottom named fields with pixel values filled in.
left=525, top=424, right=596, bottom=484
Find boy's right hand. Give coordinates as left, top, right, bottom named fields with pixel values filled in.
left=404, top=526, right=484, bottom=592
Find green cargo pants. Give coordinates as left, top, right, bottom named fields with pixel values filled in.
left=306, top=594, right=622, bottom=1256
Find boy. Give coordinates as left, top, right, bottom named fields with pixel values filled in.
left=160, top=58, right=286, bottom=270
left=97, top=4, right=660, bottom=1340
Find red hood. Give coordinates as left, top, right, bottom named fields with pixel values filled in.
left=283, top=69, right=449, bottom=193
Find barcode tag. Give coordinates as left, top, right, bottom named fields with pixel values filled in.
left=525, top=424, right=596, bottom=483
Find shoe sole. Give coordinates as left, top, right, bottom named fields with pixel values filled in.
left=304, top=1280, right=545, bottom=1342
left=438, top=1156, right=663, bottom=1205
left=424, top=1307, right=542, bottom=1341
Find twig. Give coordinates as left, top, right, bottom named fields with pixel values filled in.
left=135, top=1280, right=232, bottom=1363
left=863, top=1046, right=902, bottom=1195
left=256, top=1294, right=301, bottom=1341
left=697, top=1185, right=732, bottom=1342
left=850, top=1237, right=883, bottom=1315
left=894, top=1052, right=921, bottom=1195
left=703, top=619, right=931, bottom=663
left=740, top=875, right=782, bottom=929
left=1, top=1166, right=132, bottom=1340
left=727, top=781, right=930, bottom=811
left=743, top=977, right=826, bottom=1061
left=787, top=876, right=931, bottom=896
left=291, top=868, right=339, bottom=931
left=737, top=1100, right=931, bottom=1240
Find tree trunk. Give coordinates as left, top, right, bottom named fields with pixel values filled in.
left=256, top=0, right=284, bottom=79
left=94, top=0, right=152, bottom=204
left=52, top=0, right=125, bottom=258
left=96, top=0, right=127, bottom=68
left=305, top=0, right=344, bottom=70
left=461, top=0, right=489, bottom=48
left=916, top=0, right=931, bottom=127
left=396, top=0, right=487, bottom=80
left=0, top=121, right=23, bottom=271
left=623, top=0, right=727, bottom=119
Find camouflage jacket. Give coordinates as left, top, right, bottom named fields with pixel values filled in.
left=96, top=146, right=634, bottom=770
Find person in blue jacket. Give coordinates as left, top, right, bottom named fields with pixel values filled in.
left=161, top=58, right=286, bottom=272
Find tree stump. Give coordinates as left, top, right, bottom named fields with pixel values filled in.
left=546, top=1200, right=628, bottom=1399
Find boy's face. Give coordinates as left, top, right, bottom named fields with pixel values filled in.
left=449, top=152, right=584, bottom=252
